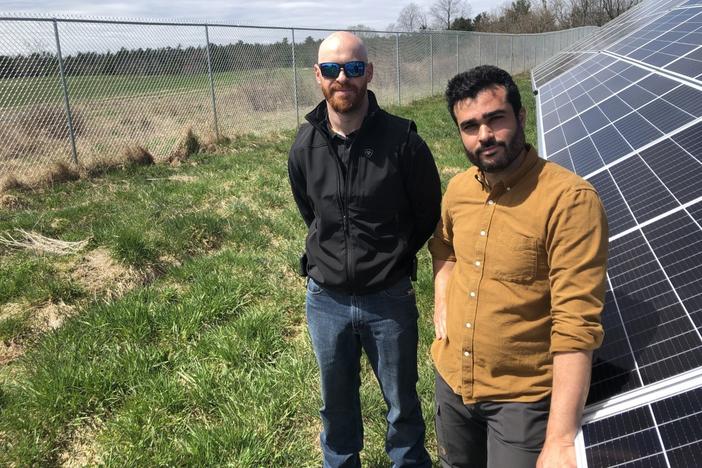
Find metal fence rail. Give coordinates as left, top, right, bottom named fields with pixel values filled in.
left=0, top=14, right=597, bottom=180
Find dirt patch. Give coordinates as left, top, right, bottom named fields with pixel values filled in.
left=1, top=303, right=27, bottom=366
left=0, top=302, right=26, bottom=322
left=59, top=418, right=104, bottom=468
left=0, top=340, right=24, bottom=366
left=71, top=247, right=138, bottom=300
left=0, top=301, right=75, bottom=364
left=31, top=301, right=76, bottom=333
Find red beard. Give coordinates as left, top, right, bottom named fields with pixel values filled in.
left=323, top=81, right=367, bottom=113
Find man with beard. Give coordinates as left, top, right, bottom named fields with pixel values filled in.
left=428, top=66, right=608, bottom=468
left=288, top=31, right=440, bottom=467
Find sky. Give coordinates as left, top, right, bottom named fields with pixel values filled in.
left=0, top=0, right=496, bottom=31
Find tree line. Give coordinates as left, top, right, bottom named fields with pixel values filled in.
left=0, top=0, right=639, bottom=80
left=388, top=0, right=640, bottom=34
left=0, top=38, right=321, bottom=80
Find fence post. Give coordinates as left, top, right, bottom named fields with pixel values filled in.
left=53, top=19, right=78, bottom=166
left=292, top=28, right=299, bottom=127
left=204, top=25, right=220, bottom=141
left=395, top=32, right=401, bottom=105
left=478, top=34, right=481, bottom=65
left=510, top=35, right=514, bottom=73
left=541, top=34, right=546, bottom=63
left=533, top=35, right=537, bottom=68
left=429, top=33, right=433, bottom=96
left=456, top=33, right=459, bottom=74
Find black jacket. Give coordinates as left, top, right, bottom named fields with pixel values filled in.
left=288, top=91, right=441, bottom=295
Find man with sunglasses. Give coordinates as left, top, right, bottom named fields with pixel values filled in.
left=288, top=31, right=440, bottom=467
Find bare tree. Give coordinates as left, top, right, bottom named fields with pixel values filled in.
left=346, top=24, right=380, bottom=38
left=473, top=0, right=638, bottom=32
left=396, top=2, right=428, bottom=31
left=430, top=0, right=469, bottom=29
left=602, top=0, right=639, bottom=20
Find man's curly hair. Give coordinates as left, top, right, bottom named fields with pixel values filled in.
left=445, top=65, right=522, bottom=124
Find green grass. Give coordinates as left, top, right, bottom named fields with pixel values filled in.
left=0, top=74, right=536, bottom=466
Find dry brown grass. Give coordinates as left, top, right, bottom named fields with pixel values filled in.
left=71, top=247, right=139, bottom=300
left=0, top=229, right=90, bottom=255
left=440, top=166, right=464, bottom=178
left=166, top=174, right=198, bottom=182
left=168, top=127, right=200, bottom=164
left=17, top=104, right=86, bottom=140
left=0, top=340, right=24, bottom=366
left=200, top=132, right=232, bottom=154
left=0, top=194, right=26, bottom=210
left=0, top=174, right=26, bottom=193
left=0, top=301, right=76, bottom=365
left=31, top=301, right=76, bottom=333
left=34, top=161, right=80, bottom=187
left=121, top=145, right=154, bottom=167
left=58, top=418, right=104, bottom=467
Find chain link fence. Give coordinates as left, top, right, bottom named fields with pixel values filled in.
left=0, top=14, right=597, bottom=180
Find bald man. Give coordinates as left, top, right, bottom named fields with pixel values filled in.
left=288, top=32, right=440, bottom=467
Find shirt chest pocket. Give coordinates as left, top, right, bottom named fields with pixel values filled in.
left=487, top=233, right=538, bottom=284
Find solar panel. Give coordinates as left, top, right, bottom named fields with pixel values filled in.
left=532, top=0, right=702, bottom=465
left=532, top=0, right=686, bottom=87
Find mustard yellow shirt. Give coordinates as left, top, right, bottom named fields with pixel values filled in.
left=428, top=145, right=608, bottom=404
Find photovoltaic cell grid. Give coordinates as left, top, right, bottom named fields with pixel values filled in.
left=533, top=0, right=702, bottom=466
left=541, top=68, right=702, bottom=182
left=583, top=388, right=702, bottom=467
left=610, top=7, right=702, bottom=81
left=588, top=208, right=702, bottom=405
left=532, top=0, right=685, bottom=87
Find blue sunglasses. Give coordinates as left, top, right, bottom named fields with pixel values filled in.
left=318, top=61, right=366, bottom=78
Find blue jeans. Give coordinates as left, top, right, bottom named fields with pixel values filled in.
left=306, top=276, right=431, bottom=468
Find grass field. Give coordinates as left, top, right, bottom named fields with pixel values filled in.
left=0, top=75, right=536, bottom=466
left=0, top=69, right=309, bottom=109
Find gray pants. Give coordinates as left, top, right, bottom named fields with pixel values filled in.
left=434, top=372, right=550, bottom=468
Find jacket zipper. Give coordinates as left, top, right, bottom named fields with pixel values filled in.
left=344, top=147, right=353, bottom=292
left=328, top=137, right=352, bottom=290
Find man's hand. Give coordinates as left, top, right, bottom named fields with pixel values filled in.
left=434, top=301, right=447, bottom=340
left=538, top=350, right=592, bottom=468
left=537, top=437, right=577, bottom=468
left=432, top=259, right=455, bottom=340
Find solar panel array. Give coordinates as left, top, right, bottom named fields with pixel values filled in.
left=532, top=0, right=702, bottom=466
left=581, top=386, right=702, bottom=466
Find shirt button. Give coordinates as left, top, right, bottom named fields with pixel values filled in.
left=464, top=351, right=471, bottom=357
left=465, top=323, right=472, bottom=328
left=480, top=230, right=486, bottom=236
left=475, top=260, right=481, bottom=267
left=487, top=200, right=495, bottom=205
left=470, top=291, right=476, bottom=297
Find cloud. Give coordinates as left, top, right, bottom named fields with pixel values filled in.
left=0, top=0, right=496, bottom=30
